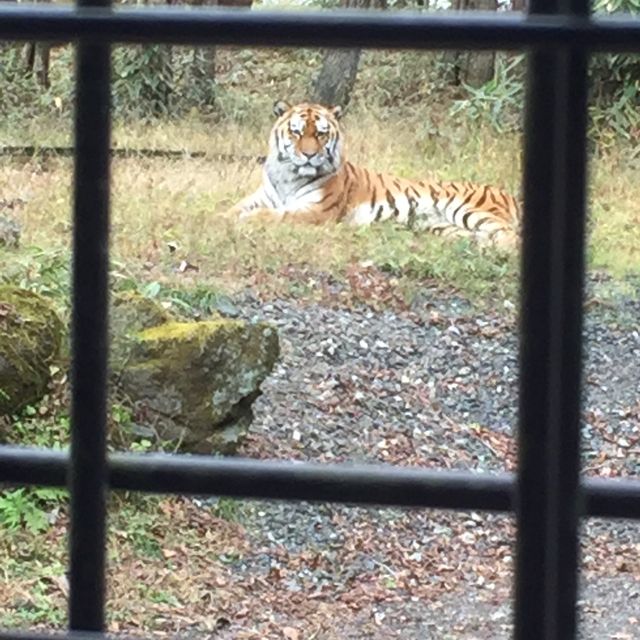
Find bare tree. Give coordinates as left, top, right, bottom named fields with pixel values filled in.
left=310, top=0, right=386, bottom=109
left=22, top=42, right=58, bottom=89
left=17, top=0, right=253, bottom=93
left=13, top=0, right=66, bottom=89
left=188, top=0, right=253, bottom=105
left=444, top=0, right=498, bottom=88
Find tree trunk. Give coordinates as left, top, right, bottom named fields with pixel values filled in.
left=190, top=0, right=253, bottom=107
left=310, top=0, right=385, bottom=109
left=310, top=49, right=363, bottom=108
left=463, top=0, right=497, bottom=86
left=20, top=0, right=55, bottom=90
left=442, top=0, right=497, bottom=89
left=22, top=42, right=56, bottom=89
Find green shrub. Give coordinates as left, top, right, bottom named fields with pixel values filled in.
left=449, top=54, right=524, bottom=134
left=0, top=487, right=66, bottom=533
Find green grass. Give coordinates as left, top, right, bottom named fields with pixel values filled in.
left=2, top=43, right=637, bottom=296
left=2, top=108, right=638, bottom=310
left=588, top=148, right=640, bottom=277
left=0, top=491, right=248, bottom=632
left=1, top=110, right=525, bottom=305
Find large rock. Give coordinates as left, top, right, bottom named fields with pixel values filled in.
left=116, top=318, right=279, bottom=454
left=0, top=286, right=63, bottom=415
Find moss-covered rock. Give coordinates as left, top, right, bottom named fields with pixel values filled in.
left=117, top=319, right=279, bottom=454
left=0, top=286, right=63, bottom=415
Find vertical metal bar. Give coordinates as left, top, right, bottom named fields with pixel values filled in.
left=68, top=0, right=112, bottom=631
left=514, top=47, right=558, bottom=640
left=515, top=0, right=590, bottom=637
left=543, top=49, right=589, bottom=640
left=546, top=3, right=590, bottom=635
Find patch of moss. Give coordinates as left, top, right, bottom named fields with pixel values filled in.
left=112, top=291, right=174, bottom=332
left=138, top=319, right=245, bottom=348
left=0, top=286, right=63, bottom=415
left=110, top=291, right=175, bottom=372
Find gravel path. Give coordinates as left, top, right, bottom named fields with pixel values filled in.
left=212, top=272, right=640, bottom=639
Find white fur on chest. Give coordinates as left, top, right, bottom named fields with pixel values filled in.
left=263, top=162, right=330, bottom=212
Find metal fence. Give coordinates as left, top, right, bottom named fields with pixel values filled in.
left=1, top=1, right=639, bottom=639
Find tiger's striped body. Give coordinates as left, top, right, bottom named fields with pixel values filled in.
left=226, top=101, right=521, bottom=247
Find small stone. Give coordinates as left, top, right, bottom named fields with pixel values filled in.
left=460, top=532, right=476, bottom=545
left=0, top=215, right=21, bottom=248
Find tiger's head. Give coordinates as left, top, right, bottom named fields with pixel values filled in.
left=268, top=100, right=344, bottom=179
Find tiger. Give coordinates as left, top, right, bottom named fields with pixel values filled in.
left=225, top=100, right=521, bottom=248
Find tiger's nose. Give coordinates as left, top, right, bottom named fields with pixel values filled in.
left=301, top=150, right=315, bottom=159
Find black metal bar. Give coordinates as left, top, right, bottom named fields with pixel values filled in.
left=581, top=477, right=640, bottom=519
left=1, top=447, right=639, bottom=519
left=68, top=0, right=112, bottom=630
left=0, top=634, right=110, bottom=640
left=515, top=41, right=562, bottom=640
left=515, top=0, right=590, bottom=634
left=1, top=7, right=640, bottom=52
left=0, top=633, right=112, bottom=640
left=539, top=50, right=589, bottom=640
left=116, top=454, right=514, bottom=511
left=545, top=24, right=590, bottom=640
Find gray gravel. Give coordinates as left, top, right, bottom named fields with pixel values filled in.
left=236, top=281, right=639, bottom=472
left=214, top=276, right=640, bottom=638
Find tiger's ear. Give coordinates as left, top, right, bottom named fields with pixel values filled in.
left=273, top=100, right=291, bottom=118
left=330, top=105, right=344, bottom=120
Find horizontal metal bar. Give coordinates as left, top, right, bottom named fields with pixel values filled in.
left=1, top=445, right=639, bottom=518
left=0, top=445, right=512, bottom=511
left=0, top=7, right=639, bottom=52
left=0, top=633, right=112, bottom=640
left=581, top=477, right=640, bottom=520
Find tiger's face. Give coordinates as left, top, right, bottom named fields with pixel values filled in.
left=270, top=100, right=344, bottom=179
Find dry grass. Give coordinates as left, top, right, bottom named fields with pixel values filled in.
left=3, top=41, right=635, bottom=290
left=1, top=111, right=524, bottom=301
left=1, top=110, right=638, bottom=307
left=0, top=494, right=250, bottom=631
left=589, top=147, right=640, bottom=278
